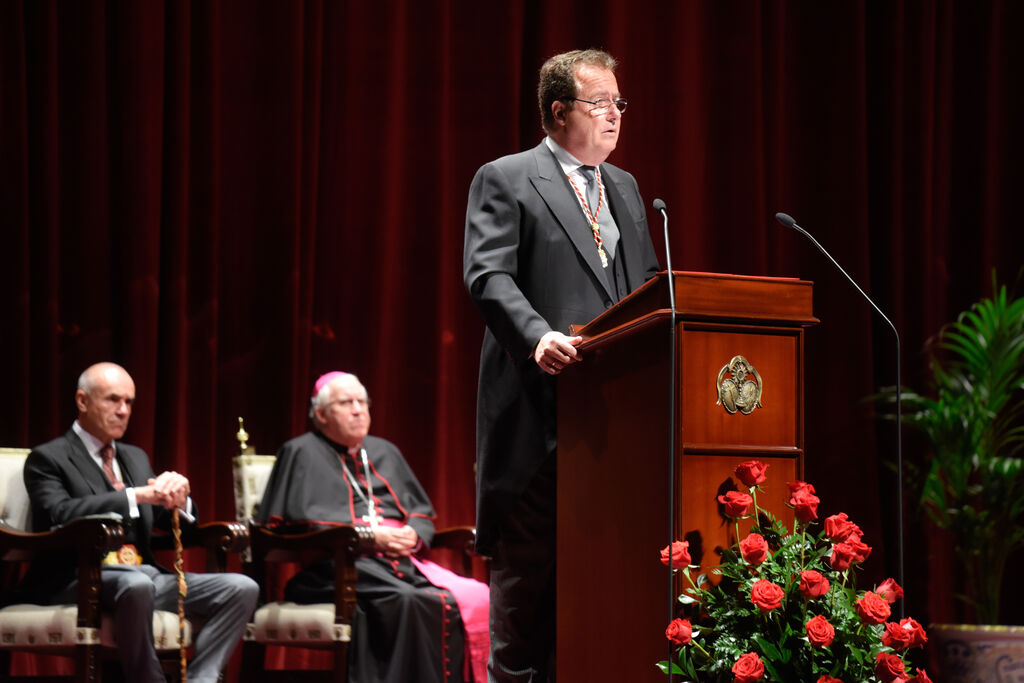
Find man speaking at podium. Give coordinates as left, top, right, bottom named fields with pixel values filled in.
left=463, top=49, right=659, bottom=681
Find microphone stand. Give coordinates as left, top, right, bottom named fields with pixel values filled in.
left=775, top=212, right=904, bottom=619
left=654, top=199, right=677, bottom=678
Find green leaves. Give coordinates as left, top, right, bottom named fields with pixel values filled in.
left=874, top=274, right=1024, bottom=623
left=661, top=461, right=934, bottom=681
left=753, top=635, right=786, bottom=664
left=666, top=509, right=893, bottom=680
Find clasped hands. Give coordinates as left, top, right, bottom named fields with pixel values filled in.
left=136, top=471, right=191, bottom=509
left=373, top=524, right=419, bottom=558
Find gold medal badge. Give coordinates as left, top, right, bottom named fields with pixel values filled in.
left=102, top=543, right=142, bottom=566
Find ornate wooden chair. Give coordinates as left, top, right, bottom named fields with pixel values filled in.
left=232, top=451, right=479, bottom=683
left=0, top=447, right=248, bottom=682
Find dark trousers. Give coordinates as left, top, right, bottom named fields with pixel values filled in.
left=285, top=555, right=466, bottom=683
left=57, top=564, right=257, bottom=683
left=488, top=458, right=557, bottom=683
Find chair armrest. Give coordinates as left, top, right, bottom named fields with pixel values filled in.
left=0, top=515, right=125, bottom=556
left=247, top=522, right=376, bottom=625
left=248, top=522, right=375, bottom=558
left=433, top=526, right=476, bottom=553
left=431, top=526, right=479, bottom=577
left=151, top=520, right=250, bottom=572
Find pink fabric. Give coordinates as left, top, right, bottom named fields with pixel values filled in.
left=312, top=370, right=347, bottom=396
left=412, top=556, right=490, bottom=683
left=365, top=519, right=490, bottom=683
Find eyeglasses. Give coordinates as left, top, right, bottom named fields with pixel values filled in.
left=570, top=97, right=628, bottom=114
left=328, top=397, right=371, bottom=410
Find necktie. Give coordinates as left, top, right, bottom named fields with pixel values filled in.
left=100, top=444, right=125, bottom=491
left=580, top=165, right=600, bottom=212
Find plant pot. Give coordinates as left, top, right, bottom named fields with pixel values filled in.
left=929, top=623, right=1024, bottom=682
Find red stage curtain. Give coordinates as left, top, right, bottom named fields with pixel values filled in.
left=2, top=6, right=1022, bottom=673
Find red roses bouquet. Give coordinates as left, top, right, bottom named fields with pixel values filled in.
left=658, top=461, right=931, bottom=682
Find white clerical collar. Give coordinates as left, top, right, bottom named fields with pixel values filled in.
left=544, top=136, right=592, bottom=177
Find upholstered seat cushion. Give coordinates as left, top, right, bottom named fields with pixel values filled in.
left=244, top=602, right=351, bottom=644
left=0, top=604, right=192, bottom=650
left=0, top=449, right=32, bottom=531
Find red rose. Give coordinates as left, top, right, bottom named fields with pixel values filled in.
left=829, top=543, right=857, bottom=570
left=898, top=617, right=927, bottom=648
left=799, top=570, right=830, bottom=599
left=787, top=481, right=820, bottom=522
left=876, top=578, right=904, bottom=604
left=805, top=614, right=835, bottom=647
left=750, top=579, right=785, bottom=612
left=830, top=539, right=871, bottom=570
left=740, top=533, right=769, bottom=565
left=908, top=668, right=933, bottom=683
left=856, top=591, right=892, bottom=625
left=734, top=460, right=768, bottom=487
left=793, top=498, right=819, bottom=522
left=875, top=652, right=907, bottom=682
left=787, top=480, right=815, bottom=496
left=882, top=621, right=914, bottom=650
left=660, top=540, right=691, bottom=567
left=665, top=617, right=692, bottom=645
left=718, top=490, right=753, bottom=518
left=846, top=539, right=872, bottom=562
left=732, top=652, right=764, bottom=683
left=824, top=512, right=863, bottom=542
left=818, top=677, right=844, bottom=683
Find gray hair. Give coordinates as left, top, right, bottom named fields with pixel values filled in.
left=308, top=371, right=365, bottom=420
left=538, top=49, right=618, bottom=133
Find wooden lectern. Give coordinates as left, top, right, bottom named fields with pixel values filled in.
left=557, top=271, right=816, bottom=681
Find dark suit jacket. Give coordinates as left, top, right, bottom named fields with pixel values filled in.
left=463, top=140, right=660, bottom=553
left=13, top=429, right=187, bottom=604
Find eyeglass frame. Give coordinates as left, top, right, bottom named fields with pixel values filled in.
left=567, top=97, right=628, bottom=114
left=325, top=397, right=372, bottom=410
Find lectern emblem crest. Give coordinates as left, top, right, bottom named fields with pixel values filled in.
left=716, top=355, right=763, bottom=415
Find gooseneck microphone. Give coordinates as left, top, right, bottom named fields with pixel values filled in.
left=775, top=211, right=904, bottom=618
left=654, top=199, right=675, bottom=314
left=654, top=198, right=678, bottom=675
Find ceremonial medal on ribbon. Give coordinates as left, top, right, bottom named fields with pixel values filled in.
left=103, top=543, right=142, bottom=565
left=568, top=170, right=608, bottom=268
left=592, top=223, right=608, bottom=267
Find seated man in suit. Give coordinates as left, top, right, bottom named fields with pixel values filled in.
left=19, top=362, right=258, bottom=683
left=257, top=371, right=489, bottom=683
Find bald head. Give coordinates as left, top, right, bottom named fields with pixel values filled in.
left=76, top=362, right=136, bottom=443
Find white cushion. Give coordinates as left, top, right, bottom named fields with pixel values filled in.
left=0, top=604, right=192, bottom=650
left=0, top=449, right=31, bottom=532
left=244, top=602, right=350, bottom=644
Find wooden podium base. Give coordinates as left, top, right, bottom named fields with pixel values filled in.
left=557, top=272, right=815, bottom=681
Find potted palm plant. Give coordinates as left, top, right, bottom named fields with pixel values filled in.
left=880, top=276, right=1024, bottom=679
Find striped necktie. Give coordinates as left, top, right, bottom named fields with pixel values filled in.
left=100, top=444, right=125, bottom=491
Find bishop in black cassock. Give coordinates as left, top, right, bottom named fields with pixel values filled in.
left=256, top=371, right=488, bottom=683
